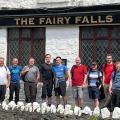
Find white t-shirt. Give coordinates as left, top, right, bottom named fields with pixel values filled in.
left=0, top=66, right=10, bottom=85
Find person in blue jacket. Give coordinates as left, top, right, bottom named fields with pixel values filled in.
left=9, top=58, right=22, bottom=104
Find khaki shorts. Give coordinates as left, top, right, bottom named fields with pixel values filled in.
left=72, top=86, right=83, bottom=99
left=103, top=84, right=109, bottom=97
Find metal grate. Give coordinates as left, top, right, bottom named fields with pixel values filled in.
left=7, top=28, right=45, bottom=67
left=80, top=26, right=120, bottom=68
left=111, top=39, right=120, bottom=62
left=96, top=40, right=108, bottom=68
left=81, top=39, right=93, bottom=67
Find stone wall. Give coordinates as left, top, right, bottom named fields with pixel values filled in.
left=0, top=0, right=37, bottom=9
left=0, top=0, right=120, bottom=9
left=46, top=26, right=79, bottom=69
left=0, top=29, right=7, bottom=64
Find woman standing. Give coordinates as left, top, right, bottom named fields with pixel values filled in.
left=87, top=62, right=102, bottom=108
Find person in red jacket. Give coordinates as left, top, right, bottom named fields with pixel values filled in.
left=71, top=57, right=87, bottom=108
left=102, top=54, right=115, bottom=108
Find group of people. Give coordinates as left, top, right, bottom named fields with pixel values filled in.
left=0, top=53, right=120, bottom=112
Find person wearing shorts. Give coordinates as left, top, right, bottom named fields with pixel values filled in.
left=40, top=54, right=54, bottom=106
left=71, top=57, right=87, bottom=108
left=87, top=62, right=102, bottom=107
left=52, top=56, right=69, bottom=107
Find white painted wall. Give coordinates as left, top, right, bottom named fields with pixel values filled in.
left=0, top=29, right=7, bottom=64
left=0, top=0, right=37, bottom=9
left=0, top=0, right=119, bottom=9
left=46, top=26, right=79, bottom=69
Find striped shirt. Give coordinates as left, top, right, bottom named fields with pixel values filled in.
left=88, top=70, right=102, bottom=87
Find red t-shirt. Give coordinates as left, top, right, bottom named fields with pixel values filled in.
left=102, top=64, right=115, bottom=84
left=71, top=64, right=87, bottom=86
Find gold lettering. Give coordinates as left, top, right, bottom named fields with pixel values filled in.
left=14, top=18, right=20, bottom=25
left=39, top=18, right=45, bottom=24
left=75, top=17, right=82, bottom=24
left=46, top=18, right=52, bottom=24
left=21, top=18, right=28, bottom=25
left=98, top=16, right=105, bottom=23
left=82, top=16, right=89, bottom=23
left=57, top=17, right=64, bottom=24
left=91, top=16, right=97, bottom=24
left=53, top=17, right=56, bottom=24
left=106, top=15, right=113, bottom=23
left=29, top=18, right=34, bottom=25
left=64, top=17, right=71, bottom=24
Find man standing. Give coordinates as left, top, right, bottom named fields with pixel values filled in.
left=9, top=58, right=22, bottom=104
left=71, top=57, right=87, bottom=108
left=52, top=56, right=69, bottom=107
left=109, top=61, right=120, bottom=110
left=0, top=57, right=10, bottom=103
left=102, top=54, right=115, bottom=108
left=40, top=54, right=54, bottom=106
left=21, top=57, right=40, bottom=103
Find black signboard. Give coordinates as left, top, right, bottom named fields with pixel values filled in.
left=0, top=6, right=120, bottom=27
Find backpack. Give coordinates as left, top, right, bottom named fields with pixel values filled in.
left=88, top=69, right=105, bottom=101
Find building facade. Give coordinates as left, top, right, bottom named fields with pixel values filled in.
left=0, top=1, right=120, bottom=68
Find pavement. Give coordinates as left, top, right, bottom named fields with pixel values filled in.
left=5, top=81, right=103, bottom=110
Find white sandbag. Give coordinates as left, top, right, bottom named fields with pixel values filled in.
left=29, top=106, right=33, bottom=112
left=50, top=104, right=56, bottom=113
left=78, top=109, right=82, bottom=117
left=33, top=102, right=40, bottom=112
left=2, top=101, right=7, bottom=109
left=41, top=102, right=47, bottom=109
left=47, top=106, right=51, bottom=113
left=74, top=106, right=80, bottom=116
left=112, top=107, right=120, bottom=119
left=25, top=103, right=32, bottom=112
left=101, top=107, right=110, bottom=119
left=93, top=107, right=100, bottom=116
left=41, top=108, right=46, bottom=114
left=59, top=108, right=64, bottom=114
left=82, top=106, right=92, bottom=116
left=20, top=105, right=25, bottom=111
left=64, top=104, right=72, bottom=115
left=57, top=104, right=64, bottom=113
left=68, top=110, right=73, bottom=115
left=17, top=101, right=24, bottom=108
left=8, top=101, right=17, bottom=110
left=41, top=102, right=47, bottom=114
left=36, top=107, right=41, bottom=113
left=65, top=104, right=71, bottom=111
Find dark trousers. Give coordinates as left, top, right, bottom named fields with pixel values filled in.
left=9, top=83, right=20, bottom=104
left=112, top=89, right=120, bottom=109
left=0, top=85, right=6, bottom=103
left=24, top=82, right=37, bottom=103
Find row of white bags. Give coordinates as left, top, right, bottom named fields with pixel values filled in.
left=1, top=101, right=120, bottom=119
